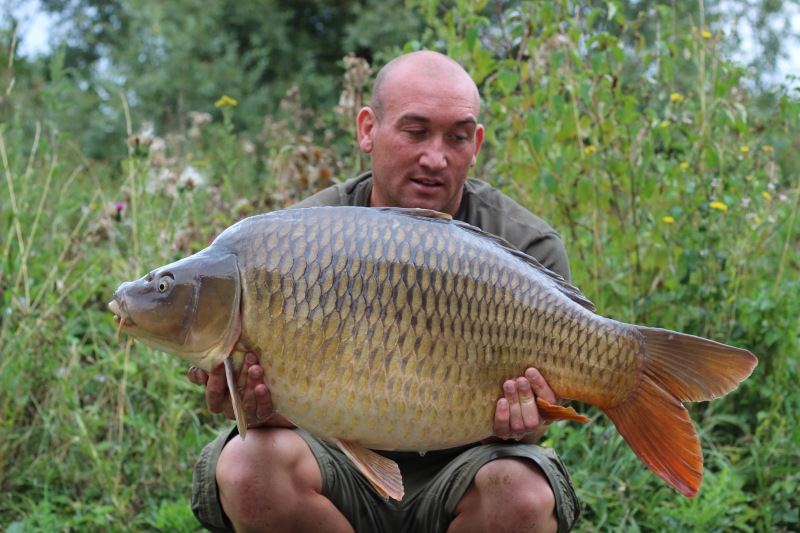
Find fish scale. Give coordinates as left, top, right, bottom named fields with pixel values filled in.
left=111, top=206, right=756, bottom=500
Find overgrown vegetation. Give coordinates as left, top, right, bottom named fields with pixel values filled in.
left=1, top=0, right=798, bottom=531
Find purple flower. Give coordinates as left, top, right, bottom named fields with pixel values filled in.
left=116, top=202, right=125, bottom=212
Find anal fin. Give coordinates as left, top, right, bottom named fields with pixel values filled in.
left=224, top=356, right=247, bottom=440
left=332, top=438, right=404, bottom=501
left=536, top=397, right=591, bottom=424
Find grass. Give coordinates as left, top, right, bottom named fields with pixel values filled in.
left=0, top=123, right=243, bottom=531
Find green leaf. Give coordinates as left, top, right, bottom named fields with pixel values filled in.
left=606, top=2, right=618, bottom=22
left=611, top=45, right=625, bottom=64
left=466, top=26, right=479, bottom=52
left=705, top=148, right=720, bottom=169
left=590, top=52, right=604, bottom=74
left=642, top=176, right=657, bottom=199
left=404, top=40, right=422, bottom=53
left=586, top=7, right=605, bottom=30
left=579, top=82, right=592, bottom=106
left=525, top=110, right=540, bottom=133
left=577, top=178, right=594, bottom=202
left=551, top=50, right=564, bottom=70
left=532, top=130, right=547, bottom=153
left=498, top=69, right=520, bottom=93
left=542, top=171, right=558, bottom=193
left=471, top=47, right=496, bottom=84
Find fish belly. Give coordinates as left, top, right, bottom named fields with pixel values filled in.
left=227, top=207, right=642, bottom=450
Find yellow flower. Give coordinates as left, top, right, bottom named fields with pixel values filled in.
left=670, top=93, right=684, bottom=102
left=662, top=216, right=675, bottom=224
left=762, top=145, right=774, bottom=152
left=702, top=31, right=712, bottom=39
left=762, top=191, right=772, bottom=200
left=754, top=216, right=761, bottom=223
left=215, top=95, right=238, bottom=108
left=679, top=162, right=689, bottom=169
left=584, top=145, right=597, bottom=154
left=710, top=201, right=728, bottom=211
left=90, top=203, right=98, bottom=211
left=660, top=120, right=671, bottom=128
left=739, top=146, right=749, bottom=153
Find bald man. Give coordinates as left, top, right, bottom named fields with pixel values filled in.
left=189, top=51, right=579, bottom=533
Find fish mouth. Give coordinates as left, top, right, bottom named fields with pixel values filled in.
left=108, top=297, right=134, bottom=343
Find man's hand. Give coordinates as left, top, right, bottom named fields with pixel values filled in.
left=486, top=368, right=558, bottom=444
left=187, top=352, right=294, bottom=428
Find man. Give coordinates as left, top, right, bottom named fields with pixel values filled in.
left=189, top=51, right=579, bottom=533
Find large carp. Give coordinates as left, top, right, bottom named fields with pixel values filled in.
left=108, top=207, right=756, bottom=500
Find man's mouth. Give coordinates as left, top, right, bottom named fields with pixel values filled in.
left=410, top=177, right=443, bottom=188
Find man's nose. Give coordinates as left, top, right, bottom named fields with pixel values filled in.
left=419, top=137, right=447, bottom=171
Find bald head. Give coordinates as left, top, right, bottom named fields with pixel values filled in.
left=370, top=51, right=481, bottom=121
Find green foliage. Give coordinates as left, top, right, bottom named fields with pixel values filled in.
left=1, top=0, right=799, bottom=531
left=408, top=0, right=800, bottom=529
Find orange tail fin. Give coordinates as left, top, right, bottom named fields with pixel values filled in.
left=602, top=327, right=757, bottom=498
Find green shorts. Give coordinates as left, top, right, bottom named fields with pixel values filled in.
left=192, top=426, right=579, bottom=533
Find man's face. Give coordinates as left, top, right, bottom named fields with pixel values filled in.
left=357, top=69, right=484, bottom=216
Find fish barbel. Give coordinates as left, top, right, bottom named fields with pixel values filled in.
left=108, top=207, right=756, bottom=500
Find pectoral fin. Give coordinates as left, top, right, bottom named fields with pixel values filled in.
left=332, top=438, right=404, bottom=501
left=224, top=355, right=248, bottom=440
left=536, top=397, right=591, bottom=424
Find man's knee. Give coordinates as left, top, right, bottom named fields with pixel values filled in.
left=216, top=428, right=322, bottom=528
left=453, top=457, right=558, bottom=533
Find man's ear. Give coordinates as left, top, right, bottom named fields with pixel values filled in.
left=471, top=124, right=485, bottom=167
left=357, top=107, right=376, bottom=153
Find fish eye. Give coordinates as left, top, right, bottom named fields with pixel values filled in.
left=157, top=274, right=174, bottom=293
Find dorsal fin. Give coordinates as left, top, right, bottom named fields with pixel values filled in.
left=375, top=207, right=453, bottom=220
left=376, top=207, right=596, bottom=313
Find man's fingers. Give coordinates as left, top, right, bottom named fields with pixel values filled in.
left=525, top=367, right=559, bottom=405
left=240, top=352, right=275, bottom=426
left=254, top=383, right=274, bottom=423
left=242, top=362, right=261, bottom=414
left=516, top=376, right=540, bottom=431
left=493, top=398, right=511, bottom=439
left=249, top=363, right=275, bottom=423
left=188, top=366, right=208, bottom=386
left=503, top=380, right=525, bottom=439
left=206, top=362, right=230, bottom=414
left=237, top=352, right=257, bottom=390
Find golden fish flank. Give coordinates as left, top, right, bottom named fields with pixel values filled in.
left=109, top=206, right=756, bottom=502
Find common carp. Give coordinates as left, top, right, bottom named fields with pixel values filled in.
left=108, top=206, right=756, bottom=501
